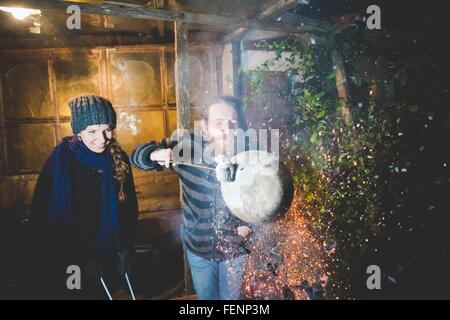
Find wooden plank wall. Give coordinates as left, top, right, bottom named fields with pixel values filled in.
left=0, top=43, right=218, bottom=221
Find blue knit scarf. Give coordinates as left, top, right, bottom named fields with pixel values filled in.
left=49, top=136, right=119, bottom=258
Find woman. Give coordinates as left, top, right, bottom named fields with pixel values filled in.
left=131, top=96, right=252, bottom=300
left=29, top=95, right=138, bottom=299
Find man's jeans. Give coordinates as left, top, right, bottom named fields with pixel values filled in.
left=186, top=249, right=247, bottom=300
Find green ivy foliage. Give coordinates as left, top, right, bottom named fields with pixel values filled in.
left=246, top=24, right=419, bottom=296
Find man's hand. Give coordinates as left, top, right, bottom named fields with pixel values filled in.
left=237, top=225, right=251, bottom=238
left=215, top=155, right=237, bottom=182
left=150, top=148, right=172, bottom=168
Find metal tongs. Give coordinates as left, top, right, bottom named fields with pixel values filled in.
left=100, top=272, right=136, bottom=300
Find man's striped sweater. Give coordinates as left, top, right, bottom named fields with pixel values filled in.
left=131, top=137, right=250, bottom=261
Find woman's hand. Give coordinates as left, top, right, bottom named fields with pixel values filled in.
left=150, top=148, right=172, bottom=168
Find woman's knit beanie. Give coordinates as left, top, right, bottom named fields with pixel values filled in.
left=69, top=95, right=116, bottom=134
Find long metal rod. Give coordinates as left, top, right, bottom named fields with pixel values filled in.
left=172, top=161, right=215, bottom=171
left=100, top=277, right=113, bottom=300
left=157, top=160, right=216, bottom=171
left=125, top=272, right=136, bottom=301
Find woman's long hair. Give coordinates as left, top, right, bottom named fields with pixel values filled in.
left=109, top=139, right=130, bottom=202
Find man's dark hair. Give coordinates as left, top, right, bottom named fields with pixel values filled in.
left=203, top=96, right=248, bottom=131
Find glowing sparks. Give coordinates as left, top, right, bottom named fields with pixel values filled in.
left=241, top=195, right=332, bottom=300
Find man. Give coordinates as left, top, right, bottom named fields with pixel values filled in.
left=131, top=96, right=251, bottom=300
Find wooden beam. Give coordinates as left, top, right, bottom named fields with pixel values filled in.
left=222, top=28, right=249, bottom=44
left=331, top=50, right=354, bottom=127
left=157, top=21, right=165, bottom=37
left=0, top=0, right=330, bottom=35
left=154, top=0, right=165, bottom=37
left=0, top=73, right=7, bottom=175
left=222, top=0, right=332, bottom=43
left=232, top=41, right=243, bottom=98
left=174, top=21, right=190, bottom=130
left=47, top=55, right=60, bottom=145
left=277, top=12, right=332, bottom=30
left=174, top=20, right=193, bottom=296
left=259, top=0, right=299, bottom=20
left=155, top=0, right=165, bottom=9
left=215, top=45, right=224, bottom=96
left=223, top=0, right=299, bottom=43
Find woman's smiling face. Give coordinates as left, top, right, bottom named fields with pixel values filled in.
left=78, top=124, right=113, bottom=153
